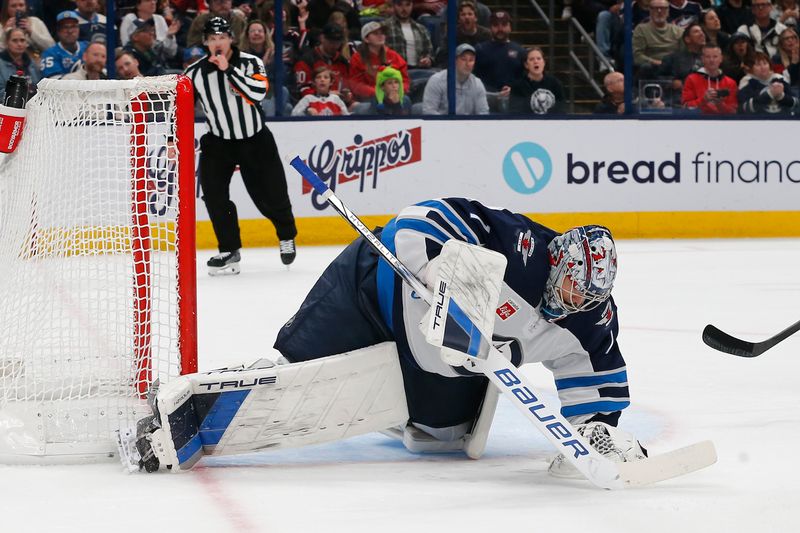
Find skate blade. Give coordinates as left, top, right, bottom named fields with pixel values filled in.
left=208, top=264, right=241, bottom=276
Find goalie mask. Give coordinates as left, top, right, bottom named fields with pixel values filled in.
left=541, top=225, right=617, bottom=321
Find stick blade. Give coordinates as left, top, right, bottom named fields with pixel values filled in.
left=702, top=324, right=759, bottom=357
left=618, top=440, right=717, bottom=487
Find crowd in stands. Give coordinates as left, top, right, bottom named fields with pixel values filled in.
left=0, top=0, right=796, bottom=116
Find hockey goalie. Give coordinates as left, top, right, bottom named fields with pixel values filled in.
left=129, top=197, right=715, bottom=486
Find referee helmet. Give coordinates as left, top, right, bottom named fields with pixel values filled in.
left=204, top=16, right=232, bottom=36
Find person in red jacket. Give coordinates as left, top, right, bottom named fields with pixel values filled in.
left=681, top=44, right=738, bottom=114
left=348, top=20, right=410, bottom=101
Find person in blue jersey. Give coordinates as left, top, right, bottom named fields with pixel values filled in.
left=39, top=11, right=87, bottom=78
left=275, top=198, right=646, bottom=478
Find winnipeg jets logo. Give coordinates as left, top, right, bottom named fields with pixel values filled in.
left=516, top=230, right=534, bottom=266
left=595, top=301, right=613, bottom=326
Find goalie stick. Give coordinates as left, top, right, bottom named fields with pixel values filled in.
left=287, top=156, right=717, bottom=490
left=702, top=319, right=800, bottom=357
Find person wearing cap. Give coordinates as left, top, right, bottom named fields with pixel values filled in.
left=294, top=22, right=351, bottom=99
left=120, top=0, right=180, bottom=60
left=422, top=43, right=489, bottom=115
left=185, top=16, right=298, bottom=272
left=722, top=31, right=756, bottom=82
left=474, top=10, right=525, bottom=98
left=122, top=18, right=167, bottom=76
left=187, top=0, right=247, bottom=47
left=349, top=20, right=409, bottom=101
left=369, top=65, right=412, bottom=114
left=62, top=40, right=106, bottom=80
left=384, top=0, right=434, bottom=69
left=39, top=11, right=87, bottom=78
left=0, top=0, right=54, bottom=54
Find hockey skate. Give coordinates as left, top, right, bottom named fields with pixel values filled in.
left=548, top=421, right=647, bottom=479
left=279, top=239, right=296, bottom=265
left=207, top=250, right=241, bottom=276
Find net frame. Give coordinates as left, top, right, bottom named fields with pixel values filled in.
left=0, top=76, right=197, bottom=462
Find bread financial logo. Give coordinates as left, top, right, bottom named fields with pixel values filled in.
left=503, top=142, right=552, bottom=195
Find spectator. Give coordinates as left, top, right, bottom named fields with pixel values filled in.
left=738, top=0, right=787, bottom=57
left=326, top=11, right=355, bottom=59
left=509, top=46, right=566, bottom=114
left=682, top=43, right=738, bottom=113
left=187, top=0, right=247, bottom=47
left=738, top=50, right=797, bottom=112
left=40, top=1, right=74, bottom=35
left=594, top=70, right=626, bottom=114
left=294, top=23, right=351, bottom=102
left=370, top=65, right=412, bottom=114
left=454, top=0, right=490, bottom=46
left=40, top=11, right=86, bottom=78
left=172, top=0, right=209, bottom=14
left=632, top=0, right=653, bottom=26
left=668, top=0, right=703, bottom=28
left=633, top=0, right=683, bottom=76
left=291, top=65, right=349, bottom=115
left=595, top=0, right=623, bottom=63
left=240, top=19, right=274, bottom=67
left=772, top=26, right=799, bottom=83
left=701, top=8, right=731, bottom=50
left=659, top=22, right=706, bottom=91
left=722, top=31, right=756, bottom=81
left=0, top=27, right=40, bottom=100
left=123, top=18, right=167, bottom=76
left=412, top=0, right=446, bottom=17
left=0, top=0, right=53, bottom=55
left=422, top=43, right=489, bottom=114
left=120, top=0, right=180, bottom=62
left=62, top=40, right=105, bottom=79
left=115, top=49, right=142, bottom=79
left=306, top=0, right=361, bottom=41
left=772, top=0, right=799, bottom=27
left=73, top=0, right=106, bottom=43
left=349, top=20, right=409, bottom=101
left=474, top=11, right=525, bottom=94
left=384, top=0, right=434, bottom=69
left=717, top=0, right=754, bottom=34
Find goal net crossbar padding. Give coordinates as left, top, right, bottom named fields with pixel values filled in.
left=0, top=76, right=197, bottom=462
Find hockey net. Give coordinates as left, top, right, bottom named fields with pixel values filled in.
left=0, top=76, right=197, bottom=462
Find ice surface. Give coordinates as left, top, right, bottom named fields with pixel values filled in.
left=2, top=239, right=799, bottom=533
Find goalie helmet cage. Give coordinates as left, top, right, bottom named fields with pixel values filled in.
left=0, top=76, right=197, bottom=463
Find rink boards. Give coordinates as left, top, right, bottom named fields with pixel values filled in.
left=186, top=119, right=800, bottom=247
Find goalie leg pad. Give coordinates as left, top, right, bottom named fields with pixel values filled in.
left=143, top=342, right=408, bottom=470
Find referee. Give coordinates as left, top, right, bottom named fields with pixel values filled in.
left=186, top=17, right=297, bottom=275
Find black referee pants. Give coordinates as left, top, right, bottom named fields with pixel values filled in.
left=199, top=127, right=297, bottom=253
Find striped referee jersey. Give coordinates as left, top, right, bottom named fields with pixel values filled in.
left=185, top=48, right=269, bottom=140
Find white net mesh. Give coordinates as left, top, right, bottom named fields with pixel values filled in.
left=0, top=77, right=194, bottom=461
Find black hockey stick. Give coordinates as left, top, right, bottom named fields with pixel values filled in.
left=702, top=319, right=800, bottom=357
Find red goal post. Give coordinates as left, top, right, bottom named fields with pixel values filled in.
left=0, top=75, right=197, bottom=462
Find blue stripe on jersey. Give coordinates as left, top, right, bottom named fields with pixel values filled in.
left=198, top=390, right=250, bottom=446
left=561, top=400, right=631, bottom=418
left=377, top=218, right=399, bottom=331
left=416, top=199, right=478, bottom=244
left=554, top=370, right=628, bottom=390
